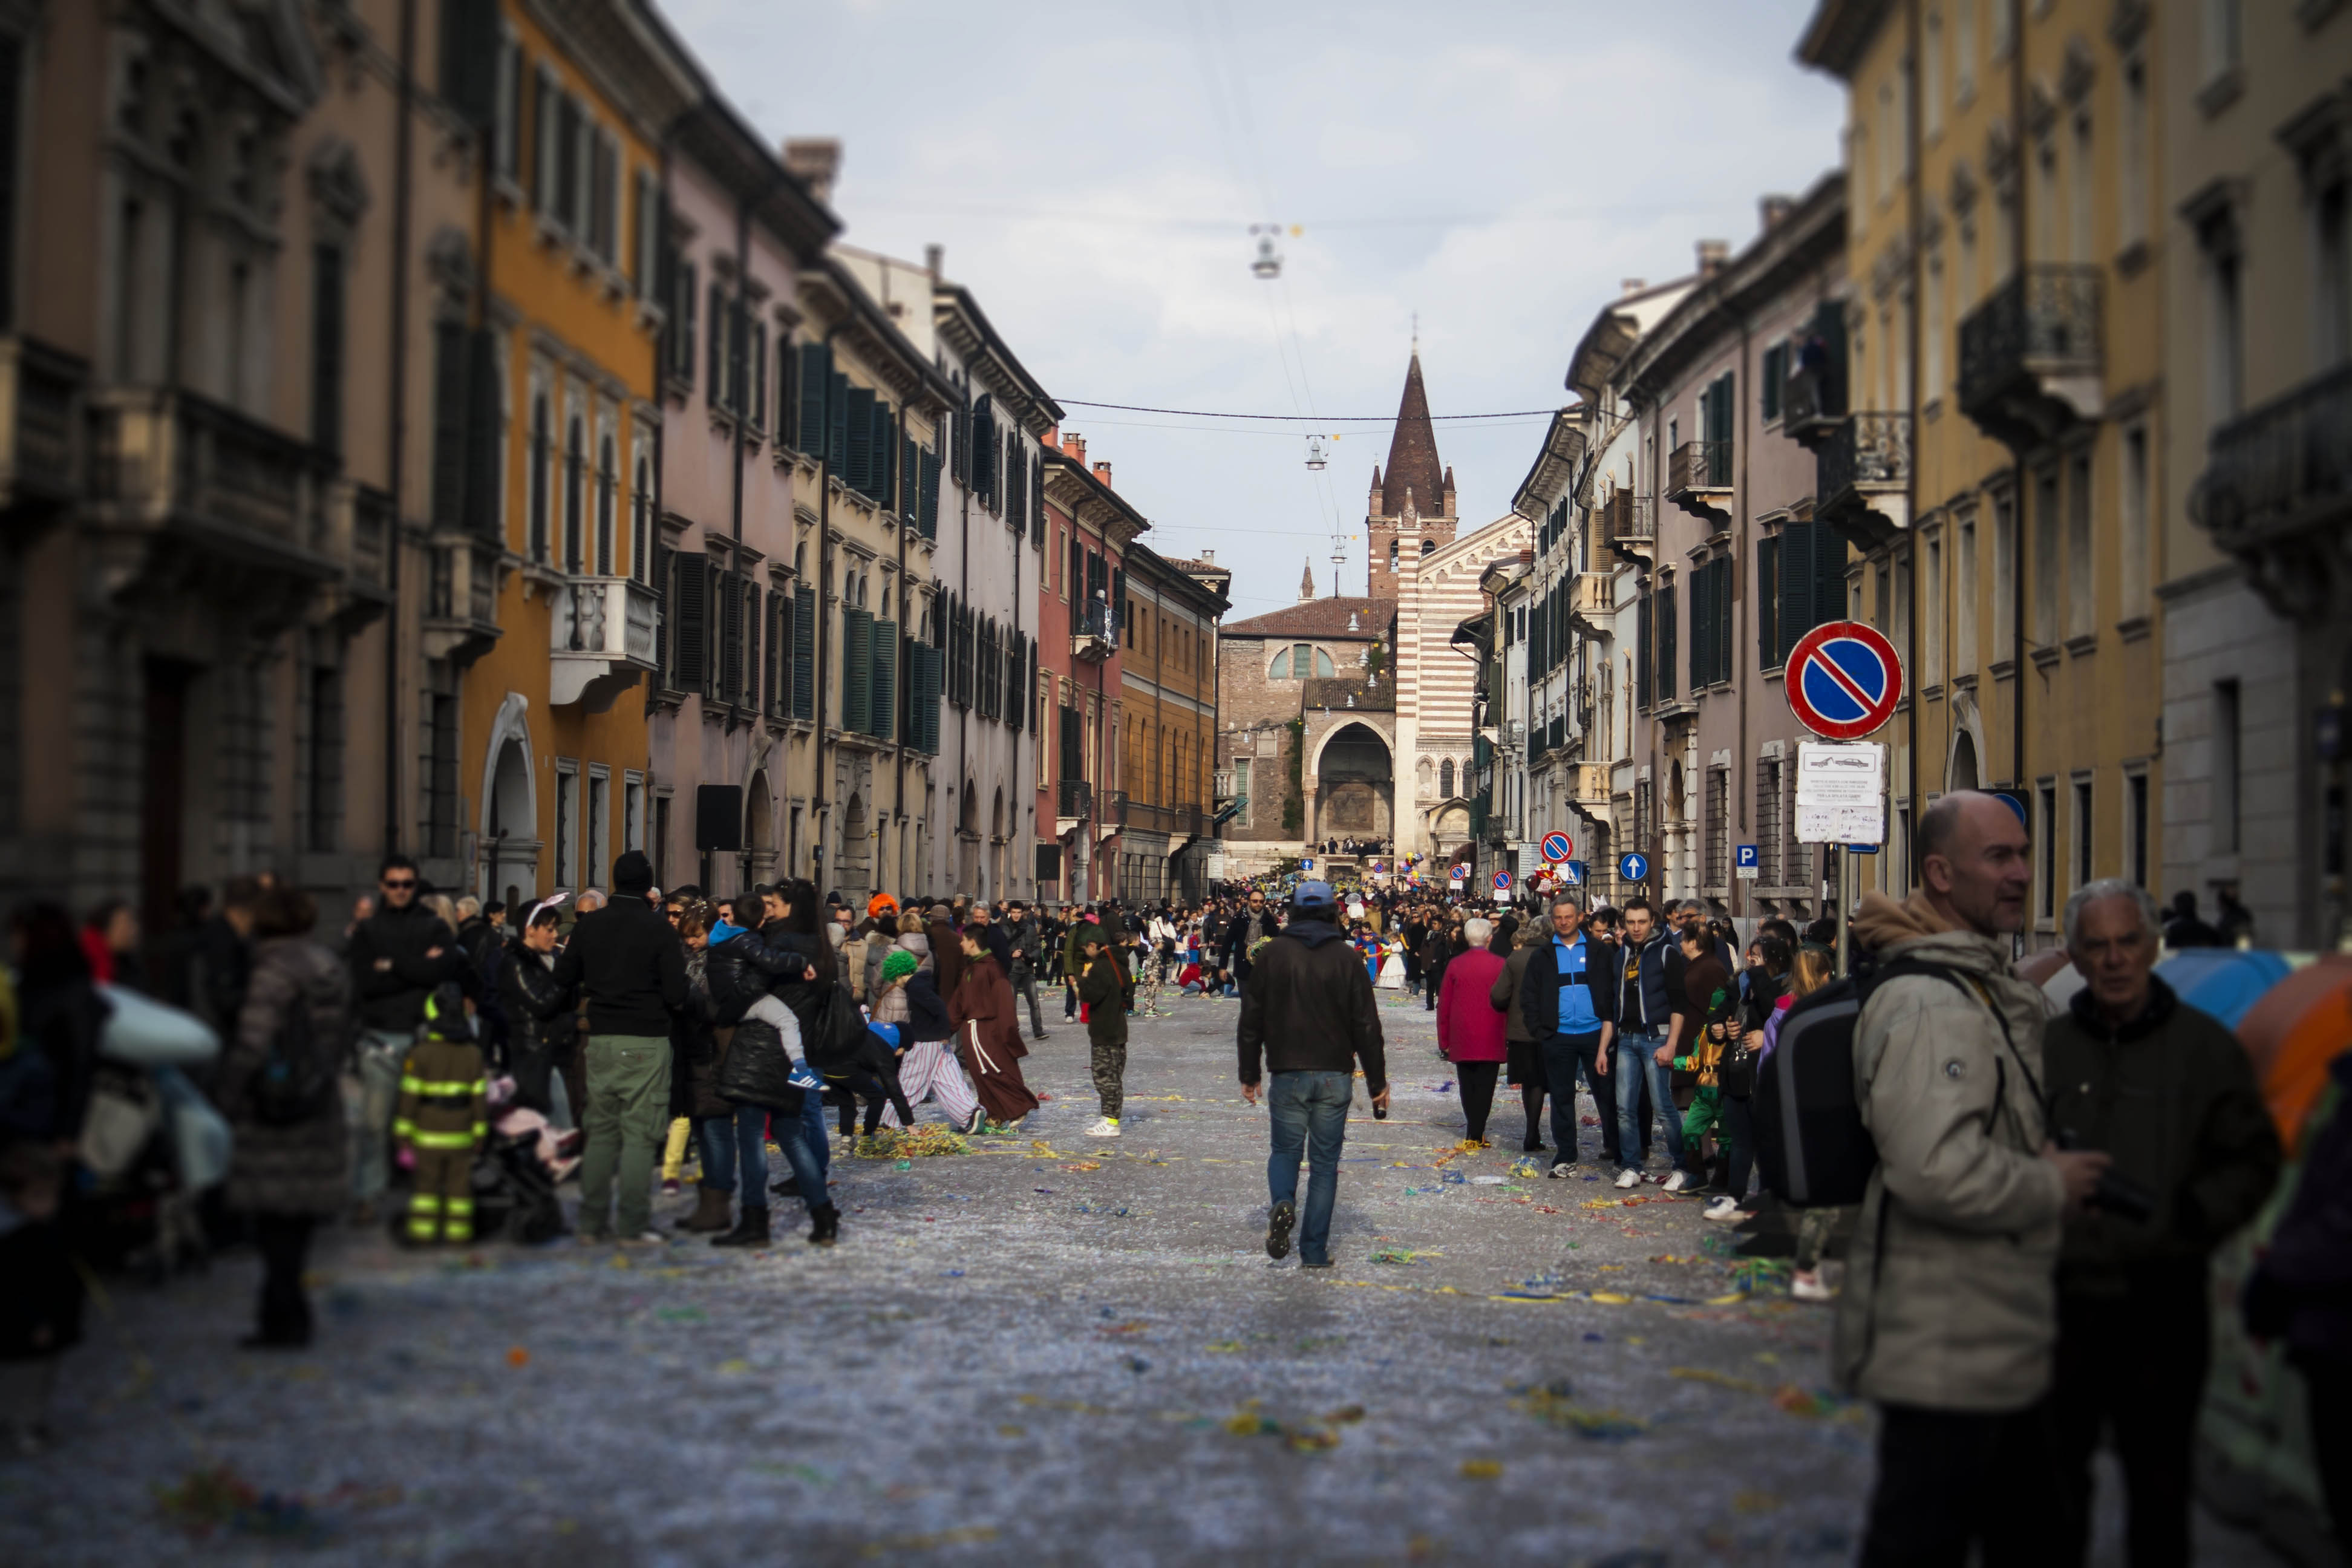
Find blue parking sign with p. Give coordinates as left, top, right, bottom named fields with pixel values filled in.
left=1736, top=844, right=1759, bottom=869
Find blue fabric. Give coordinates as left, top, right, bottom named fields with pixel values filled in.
left=2154, top=949, right=2292, bottom=1030
left=710, top=918, right=747, bottom=945
left=1552, top=935, right=1601, bottom=1034
left=1266, top=1069, right=1351, bottom=1264
left=867, top=1022, right=901, bottom=1049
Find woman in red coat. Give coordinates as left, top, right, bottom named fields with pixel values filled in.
left=1435, top=915, right=1510, bottom=1145
left=946, top=932, right=1040, bottom=1129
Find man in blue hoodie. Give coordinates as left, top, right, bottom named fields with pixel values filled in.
left=1237, top=881, right=1387, bottom=1269
left=1517, top=892, right=1616, bottom=1177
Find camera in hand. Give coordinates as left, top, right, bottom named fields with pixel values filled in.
left=2055, top=1127, right=2158, bottom=1224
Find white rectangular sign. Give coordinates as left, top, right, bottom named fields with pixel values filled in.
left=1794, top=740, right=1886, bottom=844
left=1517, top=842, right=1541, bottom=880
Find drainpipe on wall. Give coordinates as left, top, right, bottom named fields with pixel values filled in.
left=2008, top=0, right=2028, bottom=801
left=383, top=0, right=418, bottom=857
left=813, top=322, right=839, bottom=886
left=1906, top=0, right=1924, bottom=891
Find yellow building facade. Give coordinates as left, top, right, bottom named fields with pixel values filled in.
left=1802, top=0, right=2166, bottom=940
left=457, top=2, right=694, bottom=906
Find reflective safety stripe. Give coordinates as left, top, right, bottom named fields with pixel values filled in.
left=444, top=1223, right=473, bottom=1242
left=407, top=1219, right=439, bottom=1238
left=404, top=1078, right=482, bottom=1096
left=398, top=1075, right=426, bottom=1094
left=407, top=1129, right=479, bottom=1150
left=391, top=1119, right=417, bottom=1140
left=470, top=1124, right=486, bottom=1140
left=444, top=1197, right=475, bottom=1214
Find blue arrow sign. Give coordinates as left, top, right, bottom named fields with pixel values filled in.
left=1617, top=852, right=1650, bottom=883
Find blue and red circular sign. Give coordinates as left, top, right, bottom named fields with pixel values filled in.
left=1786, top=621, right=1904, bottom=740
left=1540, top=832, right=1573, bottom=864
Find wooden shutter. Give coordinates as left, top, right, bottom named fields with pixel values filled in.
left=920, top=447, right=940, bottom=538
left=1814, top=524, right=1847, bottom=638
left=870, top=618, right=896, bottom=742
left=909, top=644, right=939, bottom=753
left=841, top=607, right=872, bottom=734
left=1031, top=456, right=1045, bottom=544
left=826, top=372, right=849, bottom=473
left=1659, top=579, right=1677, bottom=700
left=791, top=584, right=816, bottom=719
left=797, top=343, right=829, bottom=454
left=1007, top=630, right=1027, bottom=731
left=844, top=385, right=875, bottom=494
left=901, top=430, right=920, bottom=517
left=1719, top=558, right=1737, bottom=685
left=873, top=403, right=895, bottom=508
left=1636, top=591, right=1653, bottom=711
left=765, top=589, right=784, bottom=716
left=430, top=321, right=468, bottom=528
left=654, top=544, right=674, bottom=687
left=718, top=568, right=744, bottom=703
left=673, top=554, right=707, bottom=691
left=743, top=576, right=762, bottom=710
left=1779, top=520, right=1814, bottom=667
left=1756, top=537, right=1780, bottom=667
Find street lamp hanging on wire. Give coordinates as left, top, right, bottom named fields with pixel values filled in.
left=1248, top=224, right=1282, bottom=279
left=1304, top=434, right=1329, bottom=470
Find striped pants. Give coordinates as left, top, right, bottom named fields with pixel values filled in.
left=878, top=1039, right=979, bottom=1128
left=406, top=1146, right=475, bottom=1243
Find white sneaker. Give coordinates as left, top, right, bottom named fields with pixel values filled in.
left=1613, top=1168, right=1642, bottom=1189
left=1791, top=1271, right=1835, bottom=1302
left=1085, top=1117, right=1121, bottom=1138
left=1547, top=1161, right=1573, bottom=1179
left=1661, top=1170, right=1691, bottom=1193
left=1703, top=1196, right=1742, bottom=1222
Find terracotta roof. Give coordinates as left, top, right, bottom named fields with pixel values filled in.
left=1223, top=596, right=1393, bottom=640
left=1380, top=353, right=1447, bottom=518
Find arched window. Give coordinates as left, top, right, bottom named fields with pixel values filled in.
left=564, top=413, right=584, bottom=572
left=1388, top=538, right=1399, bottom=570
left=1440, top=758, right=1455, bottom=797
left=1314, top=648, right=1334, bottom=678
left=528, top=393, right=550, bottom=561
left=596, top=434, right=616, bottom=575
left=1420, top=537, right=1436, bottom=558
left=1269, top=647, right=1290, bottom=679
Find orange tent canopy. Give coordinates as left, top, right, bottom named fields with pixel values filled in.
left=2236, top=954, right=2352, bottom=1157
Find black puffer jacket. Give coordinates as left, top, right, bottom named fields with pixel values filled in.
left=707, top=928, right=817, bottom=1028
left=347, top=900, right=456, bottom=1033
left=757, top=922, right=834, bottom=1037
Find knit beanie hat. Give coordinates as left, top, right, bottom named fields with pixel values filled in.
left=881, top=949, right=919, bottom=984
left=612, top=849, right=655, bottom=895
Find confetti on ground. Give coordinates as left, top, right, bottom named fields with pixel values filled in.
left=1459, top=1459, right=1503, bottom=1479
left=1512, top=1383, right=1647, bottom=1442
left=155, top=1466, right=329, bottom=1543
left=854, top=1125, right=970, bottom=1158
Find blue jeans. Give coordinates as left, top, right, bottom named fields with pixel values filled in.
left=697, top=1099, right=828, bottom=1215
left=1540, top=1032, right=1604, bottom=1162
left=1266, top=1070, right=1351, bottom=1264
left=1615, top=1031, right=1685, bottom=1173
left=351, top=1029, right=414, bottom=1203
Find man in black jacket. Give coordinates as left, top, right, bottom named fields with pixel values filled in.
left=345, top=855, right=454, bottom=1220
left=540, top=851, right=688, bottom=1244
left=1004, top=902, right=1049, bottom=1040
left=1222, top=888, right=1278, bottom=998
left=1518, top=892, right=1618, bottom=1174
left=2046, top=880, right=2280, bottom=1566
left=1238, top=881, right=1385, bottom=1269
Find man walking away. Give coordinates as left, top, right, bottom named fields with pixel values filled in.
left=1518, top=893, right=1614, bottom=1177
left=540, top=851, right=687, bottom=1243
left=1602, top=897, right=1687, bottom=1192
left=344, top=855, right=446, bottom=1224
left=1238, top=881, right=1386, bottom=1269
left=1076, top=926, right=1128, bottom=1137
left=2047, top=879, right=2279, bottom=1567
left=1838, top=792, right=2114, bottom=1565
left=1005, top=901, right=1050, bottom=1041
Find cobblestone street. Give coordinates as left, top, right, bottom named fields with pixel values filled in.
left=2, top=994, right=2279, bottom=1566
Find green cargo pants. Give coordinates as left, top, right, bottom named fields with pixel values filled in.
left=576, top=1034, right=671, bottom=1239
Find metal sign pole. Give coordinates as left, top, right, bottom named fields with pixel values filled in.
left=1837, top=845, right=1851, bottom=978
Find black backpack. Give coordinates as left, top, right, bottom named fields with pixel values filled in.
left=250, top=985, right=339, bottom=1127
left=1753, top=958, right=1988, bottom=1207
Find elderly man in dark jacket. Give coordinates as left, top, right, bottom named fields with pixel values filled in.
left=537, top=851, right=687, bottom=1243
left=1238, top=881, right=1386, bottom=1269
left=2045, top=880, right=2280, bottom=1567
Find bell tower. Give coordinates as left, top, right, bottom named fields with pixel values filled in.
left=1364, top=348, right=1456, bottom=601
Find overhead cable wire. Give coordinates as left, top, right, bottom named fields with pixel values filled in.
left=1055, top=399, right=1566, bottom=422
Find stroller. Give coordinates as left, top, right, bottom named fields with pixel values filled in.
left=383, top=1075, right=575, bottom=1247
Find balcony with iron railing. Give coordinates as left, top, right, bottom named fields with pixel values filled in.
left=1779, top=358, right=1846, bottom=449
left=1073, top=598, right=1118, bottom=662
left=1666, top=439, right=1733, bottom=525
left=549, top=574, right=659, bottom=710
left=89, top=384, right=335, bottom=557
left=1815, top=411, right=1913, bottom=547
left=2192, top=359, right=2352, bottom=621
left=1056, top=777, right=1094, bottom=824
left=1958, top=264, right=2103, bottom=451
left=1601, top=489, right=1655, bottom=564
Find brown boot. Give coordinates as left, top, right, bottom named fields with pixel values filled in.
left=674, top=1186, right=733, bottom=1233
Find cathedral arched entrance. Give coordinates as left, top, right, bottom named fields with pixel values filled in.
left=1307, top=721, right=1394, bottom=846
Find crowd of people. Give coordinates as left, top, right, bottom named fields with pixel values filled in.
left=2, top=808, right=2344, bottom=1563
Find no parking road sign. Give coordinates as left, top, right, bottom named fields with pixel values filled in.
left=1492, top=870, right=1513, bottom=895
left=1540, top=832, right=1573, bottom=865
left=1786, top=620, right=1904, bottom=741
left=1617, top=852, right=1650, bottom=883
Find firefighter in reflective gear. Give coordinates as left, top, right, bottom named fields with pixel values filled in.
left=393, top=983, right=488, bottom=1244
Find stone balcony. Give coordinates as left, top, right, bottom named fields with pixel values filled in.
left=1958, top=264, right=2103, bottom=451
left=1055, top=777, right=1094, bottom=837
left=1779, top=361, right=1844, bottom=450
left=1815, top=411, right=1913, bottom=549
left=421, top=538, right=505, bottom=668
left=1073, top=599, right=1117, bottom=662
left=549, top=573, right=658, bottom=710
left=1666, top=439, right=1733, bottom=526
left=1600, top=490, right=1655, bottom=566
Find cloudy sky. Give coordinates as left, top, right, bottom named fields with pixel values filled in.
left=665, top=0, right=1847, bottom=621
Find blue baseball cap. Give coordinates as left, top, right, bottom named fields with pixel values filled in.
left=1291, top=880, right=1337, bottom=915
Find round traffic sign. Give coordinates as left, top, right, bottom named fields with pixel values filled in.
left=1448, top=864, right=1468, bottom=881
left=1617, top=852, right=1650, bottom=883
left=1785, top=620, right=1905, bottom=740
left=1540, top=832, right=1573, bottom=864
left=1492, top=870, right=1512, bottom=893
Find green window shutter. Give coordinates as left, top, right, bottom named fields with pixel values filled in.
left=673, top=555, right=707, bottom=692
left=743, top=575, right=762, bottom=710
left=797, top=344, right=829, bottom=453
left=1659, top=581, right=1677, bottom=701
left=1756, top=537, right=1780, bottom=668
left=791, top=584, right=816, bottom=719
left=1688, top=570, right=1707, bottom=694
left=844, top=385, right=875, bottom=495
left=1031, top=455, right=1045, bottom=544
left=765, top=589, right=783, bottom=716
left=971, top=396, right=995, bottom=504
left=1762, top=343, right=1786, bottom=422
left=1779, top=520, right=1813, bottom=667
left=1636, top=592, right=1653, bottom=710
left=875, top=405, right=897, bottom=509
left=705, top=282, right=725, bottom=408
left=653, top=544, right=673, bottom=688
left=870, top=617, right=897, bottom=740
left=429, top=320, right=468, bottom=527
left=841, top=607, right=872, bottom=734
left=915, top=644, right=942, bottom=753
left=827, top=372, right=849, bottom=472
left=1720, top=558, right=1737, bottom=684
left=920, top=447, right=939, bottom=538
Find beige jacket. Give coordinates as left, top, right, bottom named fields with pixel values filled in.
left=1831, top=892, right=2068, bottom=1413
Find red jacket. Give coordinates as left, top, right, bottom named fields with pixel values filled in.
left=1436, top=947, right=1509, bottom=1063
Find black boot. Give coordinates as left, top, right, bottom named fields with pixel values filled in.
left=711, top=1205, right=769, bottom=1248
left=676, top=1186, right=732, bottom=1232
left=769, top=1176, right=800, bottom=1198
left=807, top=1203, right=841, bottom=1246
